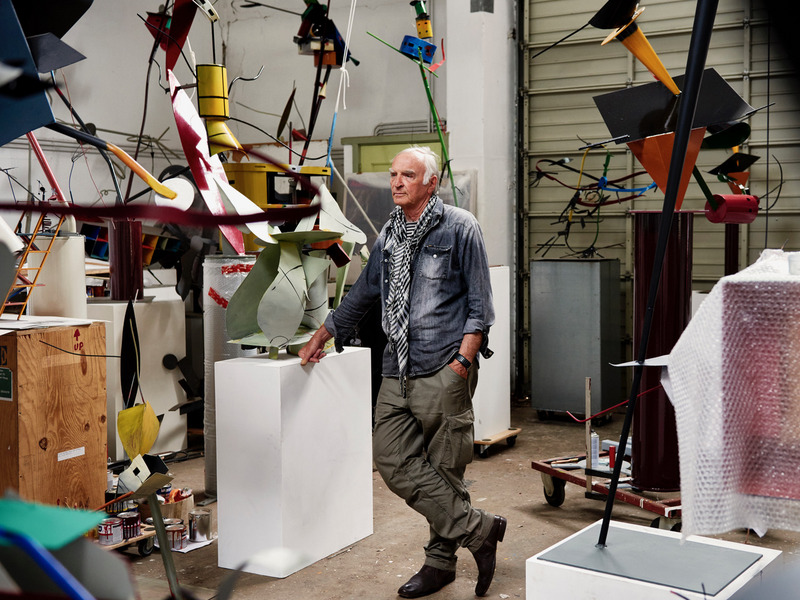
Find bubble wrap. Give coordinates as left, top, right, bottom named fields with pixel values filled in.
left=667, top=250, right=800, bottom=537
left=203, top=255, right=258, bottom=496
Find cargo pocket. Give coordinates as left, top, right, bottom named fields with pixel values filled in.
left=442, top=407, right=475, bottom=469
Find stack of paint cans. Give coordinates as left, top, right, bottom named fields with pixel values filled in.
left=188, top=510, right=212, bottom=542
left=98, top=517, right=123, bottom=546
left=118, top=511, right=141, bottom=540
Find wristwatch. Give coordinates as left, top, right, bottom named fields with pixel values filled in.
left=453, top=353, right=471, bottom=370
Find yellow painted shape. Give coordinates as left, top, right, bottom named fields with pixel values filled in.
left=117, top=402, right=160, bottom=458
left=620, top=28, right=680, bottom=95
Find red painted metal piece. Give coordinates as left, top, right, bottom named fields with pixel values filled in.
left=531, top=456, right=682, bottom=519
left=632, top=212, right=690, bottom=492
left=109, top=220, right=144, bottom=301
left=168, top=69, right=245, bottom=255
left=705, top=194, right=759, bottom=224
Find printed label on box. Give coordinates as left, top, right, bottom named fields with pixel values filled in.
left=0, top=367, right=11, bottom=401
left=58, top=447, right=86, bottom=462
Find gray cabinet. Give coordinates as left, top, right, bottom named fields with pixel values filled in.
left=530, top=259, right=622, bottom=416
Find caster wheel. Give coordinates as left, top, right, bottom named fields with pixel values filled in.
left=543, top=476, right=566, bottom=507
left=477, top=445, right=490, bottom=459
left=138, top=537, right=155, bottom=557
left=506, top=436, right=517, bottom=447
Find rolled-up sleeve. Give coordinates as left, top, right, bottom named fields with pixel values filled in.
left=460, top=218, right=495, bottom=355
left=324, top=235, right=385, bottom=352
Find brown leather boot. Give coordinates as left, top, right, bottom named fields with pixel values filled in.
left=397, top=565, right=456, bottom=598
left=471, top=515, right=507, bottom=596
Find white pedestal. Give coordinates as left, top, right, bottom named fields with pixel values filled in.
left=527, top=520, right=781, bottom=599
left=473, top=266, right=511, bottom=440
left=215, top=347, right=373, bottom=578
left=87, top=298, right=187, bottom=460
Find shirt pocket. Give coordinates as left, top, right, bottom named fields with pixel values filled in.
left=417, top=245, right=451, bottom=280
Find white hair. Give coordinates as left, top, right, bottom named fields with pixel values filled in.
left=395, top=146, right=440, bottom=187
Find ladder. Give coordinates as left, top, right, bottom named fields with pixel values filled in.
left=0, top=131, right=72, bottom=319
left=0, top=211, right=66, bottom=318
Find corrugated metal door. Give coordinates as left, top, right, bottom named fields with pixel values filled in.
left=521, top=0, right=800, bottom=390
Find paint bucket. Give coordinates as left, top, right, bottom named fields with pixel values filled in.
left=166, top=524, right=187, bottom=550
left=98, top=517, right=123, bottom=546
left=189, top=510, right=211, bottom=542
left=118, top=511, right=141, bottom=539
left=163, top=518, right=184, bottom=526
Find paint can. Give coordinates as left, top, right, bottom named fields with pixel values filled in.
left=163, top=518, right=184, bottom=526
left=188, top=510, right=211, bottom=542
left=118, top=511, right=141, bottom=539
left=98, top=517, right=123, bottom=546
left=166, top=524, right=187, bottom=550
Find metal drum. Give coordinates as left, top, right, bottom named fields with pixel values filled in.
left=118, top=511, right=141, bottom=539
left=189, top=510, right=211, bottom=542
left=98, top=517, right=123, bottom=546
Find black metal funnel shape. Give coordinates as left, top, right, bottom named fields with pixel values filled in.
left=589, top=0, right=638, bottom=29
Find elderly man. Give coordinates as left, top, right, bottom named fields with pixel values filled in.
left=299, top=146, right=506, bottom=598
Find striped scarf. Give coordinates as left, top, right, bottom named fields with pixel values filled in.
left=384, top=194, right=439, bottom=395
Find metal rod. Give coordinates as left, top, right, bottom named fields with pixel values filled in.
left=596, top=0, right=720, bottom=548
left=585, top=377, right=592, bottom=494
left=148, top=493, right=184, bottom=600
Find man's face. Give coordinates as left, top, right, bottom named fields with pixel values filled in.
left=390, top=153, right=437, bottom=217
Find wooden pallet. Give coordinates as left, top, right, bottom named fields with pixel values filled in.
left=474, top=427, right=522, bottom=458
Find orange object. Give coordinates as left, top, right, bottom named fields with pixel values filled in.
left=627, top=127, right=706, bottom=210
left=725, top=171, right=750, bottom=194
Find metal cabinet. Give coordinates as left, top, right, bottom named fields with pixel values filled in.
left=530, top=259, right=622, bottom=416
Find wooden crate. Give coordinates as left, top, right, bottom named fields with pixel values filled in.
left=0, top=322, right=107, bottom=509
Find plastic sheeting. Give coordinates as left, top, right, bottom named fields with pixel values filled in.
left=666, top=250, right=800, bottom=537
left=203, top=255, right=258, bottom=496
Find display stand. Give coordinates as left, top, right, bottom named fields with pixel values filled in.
left=215, top=347, right=373, bottom=578
left=527, top=520, right=781, bottom=599
left=472, top=266, right=519, bottom=457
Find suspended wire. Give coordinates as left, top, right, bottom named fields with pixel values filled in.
left=229, top=66, right=264, bottom=94
left=228, top=116, right=329, bottom=161
left=136, top=13, right=198, bottom=79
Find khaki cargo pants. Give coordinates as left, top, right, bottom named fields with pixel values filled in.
left=373, top=363, right=494, bottom=571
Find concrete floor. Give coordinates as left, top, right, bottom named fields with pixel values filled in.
left=122, top=405, right=800, bottom=600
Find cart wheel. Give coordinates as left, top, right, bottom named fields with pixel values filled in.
left=650, top=517, right=661, bottom=528
left=543, top=477, right=566, bottom=507
left=506, top=436, right=517, bottom=447
left=476, top=444, right=490, bottom=459
left=671, top=521, right=682, bottom=533
left=138, top=537, right=155, bottom=557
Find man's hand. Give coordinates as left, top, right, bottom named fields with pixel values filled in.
left=448, top=359, right=468, bottom=379
left=298, top=325, right=333, bottom=366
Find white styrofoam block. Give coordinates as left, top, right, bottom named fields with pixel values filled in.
left=527, top=520, right=782, bottom=600
left=87, top=299, right=187, bottom=460
left=473, top=266, right=511, bottom=441
left=215, top=347, right=373, bottom=578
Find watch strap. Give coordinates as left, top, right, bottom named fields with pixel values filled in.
left=453, top=353, right=471, bottom=370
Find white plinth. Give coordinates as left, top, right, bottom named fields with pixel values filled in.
left=473, top=266, right=511, bottom=440
left=215, top=347, right=373, bottom=578
left=87, top=298, right=186, bottom=460
left=527, top=520, right=781, bottom=599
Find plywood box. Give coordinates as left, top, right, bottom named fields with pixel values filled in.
left=0, top=322, right=107, bottom=509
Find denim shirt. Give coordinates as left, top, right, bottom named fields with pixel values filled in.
left=324, top=197, right=495, bottom=379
